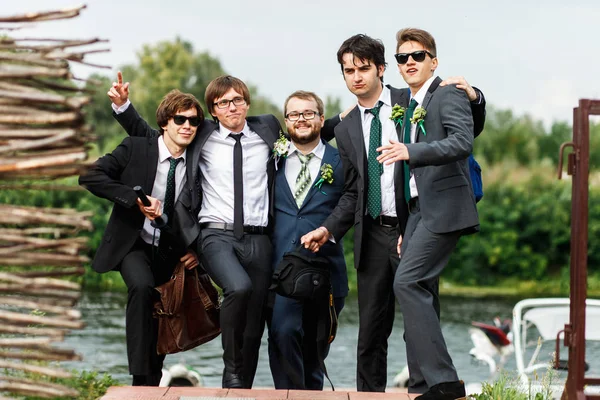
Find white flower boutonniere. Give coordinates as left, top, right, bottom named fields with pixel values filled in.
left=390, top=104, right=406, bottom=128
left=272, top=132, right=290, bottom=170
left=410, top=106, right=427, bottom=136
left=314, top=163, right=334, bottom=194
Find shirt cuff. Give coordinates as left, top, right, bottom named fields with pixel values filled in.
left=112, top=99, right=131, bottom=114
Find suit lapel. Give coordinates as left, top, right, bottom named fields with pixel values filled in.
left=188, top=120, right=216, bottom=185
left=389, top=86, right=409, bottom=192
left=278, top=159, right=297, bottom=207
left=301, top=142, right=340, bottom=208
left=346, top=107, right=366, bottom=179
left=417, top=76, right=441, bottom=142
left=145, top=136, right=160, bottom=195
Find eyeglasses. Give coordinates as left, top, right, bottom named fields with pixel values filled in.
left=172, top=115, right=202, bottom=127
left=394, top=50, right=435, bottom=65
left=285, top=110, right=319, bottom=121
left=213, top=96, right=246, bottom=109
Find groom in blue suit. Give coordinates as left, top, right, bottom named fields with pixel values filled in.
left=268, top=90, right=348, bottom=390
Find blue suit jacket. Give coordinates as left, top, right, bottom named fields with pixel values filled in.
left=271, top=140, right=348, bottom=298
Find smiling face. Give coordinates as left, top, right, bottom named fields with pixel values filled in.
left=210, top=87, right=249, bottom=133
left=285, top=97, right=324, bottom=146
left=161, top=107, right=198, bottom=156
left=341, top=53, right=384, bottom=107
left=397, top=40, right=438, bottom=94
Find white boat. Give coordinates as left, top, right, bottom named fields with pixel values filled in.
left=467, top=297, right=600, bottom=398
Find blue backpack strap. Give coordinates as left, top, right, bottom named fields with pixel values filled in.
left=469, top=154, right=483, bottom=202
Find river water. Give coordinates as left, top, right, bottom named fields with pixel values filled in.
left=60, top=292, right=600, bottom=389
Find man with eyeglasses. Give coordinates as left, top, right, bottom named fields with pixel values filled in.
left=80, top=90, right=203, bottom=387
left=301, top=33, right=485, bottom=394
left=107, top=73, right=344, bottom=389
left=268, top=90, right=348, bottom=390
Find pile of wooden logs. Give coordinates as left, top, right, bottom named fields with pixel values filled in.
left=0, top=5, right=107, bottom=398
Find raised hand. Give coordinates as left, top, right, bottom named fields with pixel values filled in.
left=377, top=139, right=409, bottom=165
left=107, top=71, right=130, bottom=107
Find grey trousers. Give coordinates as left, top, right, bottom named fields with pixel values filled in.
left=394, top=210, right=461, bottom=393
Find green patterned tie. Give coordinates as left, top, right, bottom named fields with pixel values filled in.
left=403, top=99, right=418, bottom=202
left=367, top=101, right=383, bottom=217
left=294, top=152, right=314, bottom=207
left=158, top=157, right=181, bottom=253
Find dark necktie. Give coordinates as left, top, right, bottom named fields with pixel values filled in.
left=158, top=156, right=182, bottom=252
left=366, top=101, right=383, bottom=218
left=230, top=133, right=244, bottom=239
left=403, top=99, right=418, bottom=202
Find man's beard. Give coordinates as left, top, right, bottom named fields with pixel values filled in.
left=289, top=126, right=320, bottom=145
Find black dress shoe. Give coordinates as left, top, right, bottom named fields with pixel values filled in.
left=415, top=380, right=466, bottom=400
left=222, top=370, right=244, bottom=388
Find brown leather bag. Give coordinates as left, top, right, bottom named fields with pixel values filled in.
left=154, top=263, right=220, bottom=355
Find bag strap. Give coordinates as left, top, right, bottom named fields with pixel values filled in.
left=316, top=289, right=336, bottom=391
left=194, top=269, right=216, bottom=311
left=170, top=262, right=186, bottom=314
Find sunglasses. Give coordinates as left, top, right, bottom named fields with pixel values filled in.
left=173, top=115, right=201, bottom=127
left=394, top=50, right=435, bottom=65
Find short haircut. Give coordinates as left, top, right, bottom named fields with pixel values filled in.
left=283, top=90, right=324, bottom=117
left=395, top=28, right=437, bottom=56
left=156, top=89, right=203, bottom=133
left=204, top=75, right=251, bottom=116
left=337, top=34, right=387, bottom=82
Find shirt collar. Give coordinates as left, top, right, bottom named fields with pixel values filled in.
left=357, top=85, right=392, bottom=121
left=288, top=139, right=325, bottom=160
left=217, top=121, right=250, bottom=139
left=158, top=135, right=187, bottom=164
left=412, top=75, right=436, bottom=105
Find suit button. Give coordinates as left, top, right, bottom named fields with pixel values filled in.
left=298, top=216, right=302, bottom=220
left=292, top=239, right=296, bottom=244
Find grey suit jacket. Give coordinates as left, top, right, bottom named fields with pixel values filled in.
left=404, top=76, right=479, bottom=233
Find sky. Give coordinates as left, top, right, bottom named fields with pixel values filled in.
left=3, top=1, right=600, bottom=128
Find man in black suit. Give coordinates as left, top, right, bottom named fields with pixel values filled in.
left=301, top=34, right=486, bottom=392
left=107, top=73, right=344, bottom=388
left=79, top=90, right=203, bottom=386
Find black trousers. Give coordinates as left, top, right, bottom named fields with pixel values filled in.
left=355, top=219, right=401, bottom=392
left=119, top=239, right=177, bottom=382
left=199, top=229, right=272, bottom=388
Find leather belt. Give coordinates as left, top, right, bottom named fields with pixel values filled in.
left=408, top=197, right=420, bottom=214
left=371, top=215, right=398, bottom=228
left=200, top=222, right=268, bottom=235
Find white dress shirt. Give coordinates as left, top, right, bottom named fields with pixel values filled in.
left=284, top=140, right=325, bottom=199
left=408, top=75, right=436, bottom=199
left=141, top=135, right=187, bottom=246
left=197, top=123, right=270, bottom=227
left=357, top=85, right=397, bottom=217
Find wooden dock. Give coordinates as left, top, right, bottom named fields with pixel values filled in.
left=100, top=386, right=420, bottom=399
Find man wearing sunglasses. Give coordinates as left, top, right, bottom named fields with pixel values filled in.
left=107, top=74, right=344, bottom=389
left=79, top=90, right=203, bottom=387
left=301, top=33, right=485, bottom=394
left=372, top=28, right=480, bottom=400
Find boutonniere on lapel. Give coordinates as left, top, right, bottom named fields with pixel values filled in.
left=389, top=104, right=405, bottom=128
left=272, top=132, right=290, bottom=170
left=410, top=106, right=427, bottom=136
left=314, top=163, right=334, bottom=195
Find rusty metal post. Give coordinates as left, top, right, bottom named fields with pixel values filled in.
left=559, top=99, right=600, bottom=400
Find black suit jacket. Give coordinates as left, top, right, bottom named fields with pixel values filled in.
left=322, top=84, right=486, bottom=270
left=79, top=136, right=200, bottom=273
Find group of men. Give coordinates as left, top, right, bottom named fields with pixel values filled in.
left=79, top=28, right=486, bottom=400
